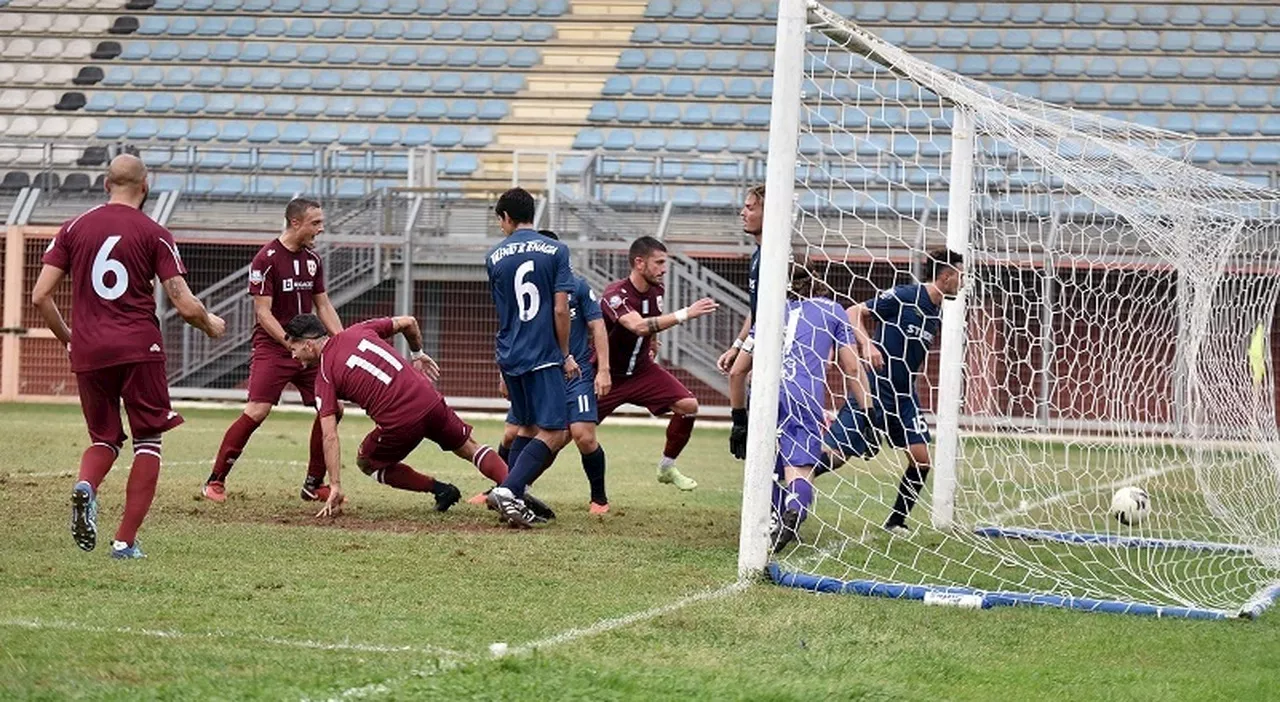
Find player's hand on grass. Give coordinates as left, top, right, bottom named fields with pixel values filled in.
left=716, top=347, right=739, bottom=374
left=316, top=484, right=344, bottom=518
left=205, top=313, right=227, bottom=339
left=863, top=343, right=884, bottom=371
left=412, top=353, right=440, bottom=382
left=564, top=354, right=581, bottom=380
left=688, top=297, right=719, bottom=320
left=595, top=367, right=611, bottom=397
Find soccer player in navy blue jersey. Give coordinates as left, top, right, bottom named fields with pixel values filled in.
left=484, top=188, right=577, bottom=527
left=720, top=185, right=765, bottom=458
left=818, top=247, right=964, bottom=534
left=494, top=230, right=613, bottom=514
left=728, top=263, right=870, bottom=551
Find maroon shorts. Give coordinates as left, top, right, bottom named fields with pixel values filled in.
left=357, top=398, right=473, bottom=472
left=597, top=363, right=695, bottom=421
left=247, top=346, right=318, bottom=405
left=76, top=361, right=184, bottom=447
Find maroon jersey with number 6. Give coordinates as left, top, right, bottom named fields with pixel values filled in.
left=601, top=278, right=664, bottom=378
left=247, top=240, right=325, bottom=355
left=313, top=319, right=442, bottom=427
left=42, top=203, right=186, bottom=373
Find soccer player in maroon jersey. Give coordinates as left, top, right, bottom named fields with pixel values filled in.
left=599, top=236, right=718, bottom=490
left=30, top=154, right=226, bottom=559
left=281, top=313, right=510, bottom=518
left=202, top=198, right=345, bottom=504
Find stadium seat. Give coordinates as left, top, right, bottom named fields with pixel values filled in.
left=1104, top=84, right=1137, bottom=106
left=277, top=123, right=308, bottom=144
left=725, top=77, right=755, bottom=99
left=419, top=46, right=449, bottom=66
left=695, top=77, right=724, bottom=98
left=432, top=125, right=463, bottom=147
left=675, top=50, right=705, bottom=71
left=385, top=97, right=415, bottom=118
left=680, top=104, right=711, bottom=125
left=1238, top=86, right=1270, bottom=108
left=635, top=130, right=665, bottom=151
left=342, top=73, right=372, bottom=91
left=711, top=105, right=742, bottom=126
left=572, top=128, right=603, bottom=150
left=509, top=47, right=539, bottom=67
left=462, top=73, right=491, bottom=93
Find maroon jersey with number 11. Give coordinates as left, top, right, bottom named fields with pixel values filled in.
left=42, top=203, right=186, bottom=373
left=313, top=319, right=442, bottom=427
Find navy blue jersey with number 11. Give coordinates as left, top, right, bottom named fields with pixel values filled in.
left=485, top=228, right=576, bottom=376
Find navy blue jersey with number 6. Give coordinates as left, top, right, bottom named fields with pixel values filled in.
left=485, top=228, right=576, bottom=375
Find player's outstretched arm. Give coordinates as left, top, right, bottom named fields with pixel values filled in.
left=588, top=318, right=611, bottom=397
left=316, top=413, right=344, bottom=517
left=837, top=344, right=873, bottom=410
left=617, top=296, right=720, bottom=338
left=718, top=313, right=753, bottom=374
left=847, top=304, right=882, bottom=370
left=313, top=292, right=344, bottom=336
left=163, top=275, right=225, bottom=338
left=390, top=315, right=439, bottom=380
left=30, top=264, right=72, bottom=345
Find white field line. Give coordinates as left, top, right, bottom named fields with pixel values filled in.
left=315, top=579, right=751, bottom=702
left=0, top=617, right=464, bottom=658
left=985, top=462, right=1188, bottom=525
left=3, top=459, right=306, bottom=480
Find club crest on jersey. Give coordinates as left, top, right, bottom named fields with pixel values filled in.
left=249, top=269, right=264, bottom=285
left=609, top=295, right=623, bottom=309
left=307, top=259, right=317, bottom=277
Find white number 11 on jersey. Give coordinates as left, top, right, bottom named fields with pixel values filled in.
left=346, top=338, right=403, bottom=385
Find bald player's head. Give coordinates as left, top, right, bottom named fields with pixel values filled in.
left=105, top=154, right=149, bottom=206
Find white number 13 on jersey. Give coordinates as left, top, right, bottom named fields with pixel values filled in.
left=514, top=260, right=540, bottom=322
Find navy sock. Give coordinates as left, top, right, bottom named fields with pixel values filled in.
left=498, top=443, right=510, bottom=464
left=502, top=438, right=550, bottom=497
left=581, top=446, right=607, bottom=504
left=507, top=435, right=532, bottom=474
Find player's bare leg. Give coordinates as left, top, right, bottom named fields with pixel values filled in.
left=571, top=422, right=609, bottom=514
left=357, top=456, right=461, bottom=512
left=885, top=443, right=932, bottom=534
left=656, top=397, right=699, bottom=491
left=202, top=401, right=272, bottom=502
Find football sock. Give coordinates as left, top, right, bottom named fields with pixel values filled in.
left=507, top=435, right=532, bottom=473
left=498, top=443, right=510, bottom=463
left=304, top=414, right=334, bottom=484
left=471, top=444, right=508, bottom=484
left=209, top=413, right=262, bottom=483
left=812, top=452, right=845, bottom=479
left=661, top=413, right=696, bottom=461
left=372, top=463, right=436, bottom=493
left=771, top=479, right=786, bottom=516
left=530, top=449, right=557, bottom=486
left=77, top=443, right=117, bottom=490
left=785, top=478, right=815, bottom=523
left=581, top=446, right=607, bottom=504
left=503, top=439, right=551, bottom=497
left=887, top=464, right=930, bottom=528
left=115, top=439, right=162, bottom=546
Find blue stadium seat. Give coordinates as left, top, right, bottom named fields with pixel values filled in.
left=285, top=19, right=314, bottom=38
left=1074, top=84, right=1104, bottom=105
left=587, top=102, right=617, bottom=122
left=249, top=70, right=280, bottom=90
left=337, top=124, right=369, bottom=146
left=635, top=130, right=665, bottom=151
left=220, top=68, right=251, bottom=89
left=1234, top=7, right=1266, bottom=27
left=493, top=74, right=524, bottom=94
left=120, top=43, right=150, bottom=60
left=728, top=132, right=760, bottom=154
left=292, top=96, right=323, bottom=117
left=462, top=73, right=492, bottom=93
left=476, top=100, right=507, bottom=120
left=360, top=46, right=391, bottom=65
left=402, top=73, right=431, bottom=93
left=356, top=98, right=386, bottom=119
left=601, top=130, right=633, bottom=150
left=134, top=67, right=164, bottom=87
left=1251, top=143, right=1280, bottom=165
left=329, top=45, right=358, bottom=64
left=418, top=46, right=448, bottom=66
left=224, top=17, right=254, bottom=38
left=1126, top=30, right=1159, bottom=51
left=616, top=103, right=647, bottom=123
left=711, top=105, right=741, bottom=126
left=746, top=26, right=771, bottom=45
left=572, top=128, right=604, bottom=150
left=1215, top=59, right=1248, bottom=80
left=449, top=47, right=479, bottom=67
left=958, top=55, right=988, bottom=76
left=325, top=96, right=355, bottom=117
left=1225, top=114, right=1259, bottom=137
left=383, top=46, right=417, bottom=65
left=138, top=17, right=168, bottom=35
left=659, top=24, right=690, bottom=43
left=1041, top=83, right=1071, bottom=104
left=462, top=23, right=493, bottom=41
left=666, top=131, right=696, bottom=152
left=346, top=20, right=375, bottom=39
left=1000, top=29, right=1031, bottom=50
left=906, top=28, right=936, bottom=49
left=1258, top=32, right=1280, bottom=53
left=1159, top=113, right=1192, bottom=133
left=1238, top=86, right=1269, bottom=108
left=427, top=73, right=459, bottom=93
left=146, top=93, right=176, bottom=114
left=255, top=18, right=286, bottom=37
left=665, top=76, right=693, bottom=97
left=690, top=25, right=718, bottom=45
left=1262, top=115, right=1280, bottom=136
left=680, top=104, right=711, bottom=125
left=695, top=77, right=724, bottom=98
left=431, top=125, right=462, bottom=147
left=115, top=93, right=145, bottom=113
left=1115, top=57, right=1148, bottom=79
left=399, top=124, right=430, bottom=146
left=1148, top=58, right=1180, bottom=79
left=305, top=123, right=337, bottom=145
left=366, top=125, right=400, bottom=147
left=258, top=95, right=293, bottom=117
left=270, top=123, right=305, bottom=144
left=374, top=20, right=405, bottom=40
left=1137, top=85, right=1172, bottom=107
left=147, top=42, right=180, bottom=61
left=161, top=67, right=193, bottom=88
left=1192, top=113, right=1225, bottom=136
left=385, top=97, right=416, bottom=118
left=1052, top=56, right=1085, bottom=77
left=696, top=132, right=728, bottom=153
left=1104, top=84, right=1137, bottom=106
left=315, top=19, right=345, bottom=39
left=447, top=99, right=477, bottom=120
left=477, top=47, right=507, bottom=67
left=1217, top=143, right=1248, bottom=165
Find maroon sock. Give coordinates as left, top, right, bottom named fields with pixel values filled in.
left=210, top=414, right=262, bottom=482
left=471, top=445, right=508, bottom=484
left=115, top=443, right=161, bottom=545
left=662, top=414, right=697, bottom=460
left=373, top=463, right=436, bottom=493
left=77, top=444, right=117, bottom=490
left=305, top=414, right=329, bottom=484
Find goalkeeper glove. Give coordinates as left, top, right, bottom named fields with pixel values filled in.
left=729, top=408, right=748, bottom=459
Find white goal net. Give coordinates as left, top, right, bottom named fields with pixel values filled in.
left=750, top=0, right=1280, bottom=618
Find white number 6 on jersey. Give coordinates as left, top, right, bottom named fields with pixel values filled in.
left=92, top=235, right=129, bottom=301
left=515, top=260, right=540, bottom=322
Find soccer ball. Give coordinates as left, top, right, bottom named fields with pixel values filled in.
left=1110, top=486, right=1150, bottom=527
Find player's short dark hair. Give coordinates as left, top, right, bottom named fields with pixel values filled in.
left=285, top=197, right=321, bottom=226
left=283, top=313, right=327, bottom=340
left=495, top=187, right=536, bottom=225
left=537, top=229, right=559, bottom=241
left=926, top=247, right=964, bottom=280
left=746, top=184, right=765, bottom=203
left=628, top=236, right=667, bottom=266
left=789, top=260, right=822, bottom=298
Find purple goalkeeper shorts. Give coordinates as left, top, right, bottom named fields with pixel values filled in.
left=776, top=394, right=825, bottom=469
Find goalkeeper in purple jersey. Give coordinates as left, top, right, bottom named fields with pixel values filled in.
left=728, top=264, right=871, bottom=552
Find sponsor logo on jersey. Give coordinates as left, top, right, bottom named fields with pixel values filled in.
left=249, top=269, right=264, bottom=285
left=282, top=278, right=293, bottom=292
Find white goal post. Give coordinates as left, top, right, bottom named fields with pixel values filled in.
left=738, top=0, right=1280, bottom=619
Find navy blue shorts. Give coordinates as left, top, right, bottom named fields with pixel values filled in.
left=504, top=365, right=569, bottom=431
left=825, top=390, right=930, bottom=458
left=506, top=363, right=598, bottom=426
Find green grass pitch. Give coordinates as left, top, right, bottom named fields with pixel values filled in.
left=1, top=403, right=1278, bottom=700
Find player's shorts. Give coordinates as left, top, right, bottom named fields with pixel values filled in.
left=504, top=365, right=569, bottom=430
left=825, top=389, right=930, bottom=458
left=776, top=393, right=826, bottom=468
left=505, top=362, right=598, bottom=426
left=76, top=361, right=183, bottom=447
left=247, top=344, right=318, bottom=406
left=357, top=398, right=473, bottom=472
left=597, top=362, right=695, bottom=420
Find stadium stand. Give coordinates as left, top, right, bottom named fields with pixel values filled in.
left=0, top=0, right=1275, bottom=207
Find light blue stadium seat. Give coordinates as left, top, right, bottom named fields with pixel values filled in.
left=274, top=123, right=306, bottom=144
left=635, top=130, right=665, bottom=151
left=477, top=100, right=508, bottom=120
left=286, top=19, right=314, bottom=38
left=738, top=52, right=769, bottom=72
left=262, top=44, right=296, bottom=63
left=316, top=19, right=345, bottom=39
left=346, top=20, right=375, bottom=39
left=507, top=47, right=538, bottom=68
left=400, top=124, right=430, bottom=146
left=245, top=122, right=278, bottom=144
left=204, top=42, right=236, bottom=62
left=958, top=56, right=988, bottom=76
left=723, top=77, right=755, bottom=99
left=138, top=17, right=167, bottom=35
left=1259, top=32, right=1280, bottom=53
left=1115, top=58, right=1148, bottom=79
left=329, top=45, right=358, bottom=64
left=1135, top=5, right=1167, bottom=26
left=463, top=73, right=493, bottom=93
left=672, top=0, right=701, bottom=19
left=212, top=176, right=247, bottom=197
left=325, top=97, right=356, bottom=118
left=1031, top=29, right=1062, bottom=51
left=1104, top=84, right=1137, bottom=106
left=1215, top=59, right=1247, bottom=80
left=372, top=20, right=404, bottom=40
left=757, top=78, right=772, bottom=99
left=447, top=0, right=477, bottom=15
left=1041, top=83, right=1071, bottom=104
left=1193, top=31, right=1226, bottom=52
left=1158, top=31, right=1191, bottom=52
left=84, top=93, right=116, bottom=113
left=671, top=187, right=699, bottom=207
left=743, top=105, right=770, bottom=127
left=1262, top=115, right=1280, bottom=136
left=387, top=46, right=418, bottom=65
left=151, top=43, right=182, bottom=62
left=701, top=188, right=733, bottom=208
left=1203, top=86, right=1235, bottom=108
left=226, top=17, right=255, bottom=37
left=342, top=73, right=372, bottom=90
left=696, top=132, right=728, bottom=153
left=1192, top=114, right=1226, bottom=136
left=162, top=67, right=194, bottom=87
left=703, top=50, right=735, bottom=71
left=372, top=74, right=402, bottom=92
left=645, top=0, right=673, bottom=17
left=1053, top=56, right=1085, bottom=77
left=631, top=23, right=660, bottom=43
left=477, top=47, right=507, bottom=67
left=295, top=45, right=326, bottom=65
left=402, top=73, right=431, bottom=93
left=1234, top=7, right=1266, bottom=27
left=449, top=47, right=479, bottom=67
left=729, top=132, right=761, bottom=154
left=433, top=125, right=463, bottom=147
left=572, top=128, right=604, bottom=149
left=463, top=23, right=493, bottom=41
left=306, top=123, right=338, bottom=145
left=711, top=105, right=741, bottom=126
left=745, top=26, right=771, bottom=45
left=293, top=96, right=324, bottom=117
left=645, top=103, right=675, bottom=124
left=1217, top=143, right=1248, bottom=165
left=906, top=28, right=936, bottom=49
left=679, top=162, right=708, bottom=180
left=603, top=130, right=634, bottom=150
left=124, top=119, right=158, bottom=140
left=695, top=77, right=725, bottom=98
left=1171, top=85, right=1202, bottom=107
left=419, top=46, right=448, bottom=66
left=666, top=132, right=696, bottom=152
left=360, top=46, right=391, bottom=65
left=131, top=66, right=162, bottom=87
left=733, top=0, right=763, bottom=19
left=433, top=73, right=464, bottom=93
left=604, top=185, right=636, bottom=206
left=387, top=0, right=417, bottom=13
left=448, top=99, right=478, bottom=120
left=220, top=68, right=250, bottom=89
left=1148, top=58, right=1180, bottom=79
left=146, top=93, right=176, bottom=114
left=251, top=70, right=281, bottom=90
left=120, top=43, right=150, bottom=60
left=386, top=97, right=416, bottom=118
left=478, top=0, right=507, bottom=16
left=356, top=98, right=386, bottom=118
left=660, top=24, right=690, bottom=43
left=216, top=122, right=248, bottom=143
left=369, top=125, right=401, bottom=146
left=115, top=93, right=145, bottom=113
left=618, top=103, right=648, bottom=123
left=1238, top=86, right=1270, bottom=108
left=1251, top=143, right=1280, bottom=165
left=690, top=25, right=719, bottom=45
left=275, top=70, right=307, bottom=90
left=191, top=67, right=222, bottom=88
left=680, top=104, right=711, bottom=125
left=96, top=118, right=128, bottom=139
left=261, top=95, right=293, bottom=116
left=1075, top=84, right=1104, bottom=105
left=935, top=28, right=966, bottom=49
left=988, top=55, right=1018, bottom=77
left=300, top=0, right=327, bottom=11
left=338, top=125, right=370, bottom=146
left=1126, top=30, right=1158, bottom=51
left=1225, top=114, right=1259, bottom=136
left=665, top=76, right=693, bottom=97
left=256, top=18, right=286, bottom=37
